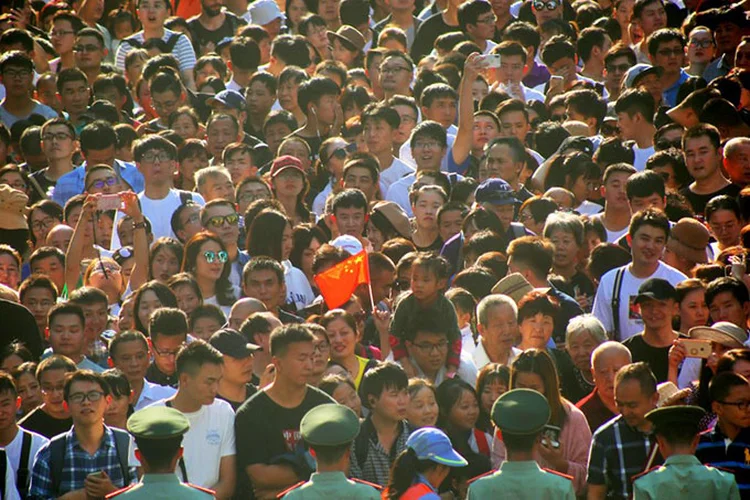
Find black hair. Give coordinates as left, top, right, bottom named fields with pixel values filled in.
left=269, top=323, right=314, bottom=357
left=298, top=77, right=341, bottom=115
left=271, top=35, right=311, bottom=68
left=565, top=89, right=606, bottom=131
left=706, top=277, right=750, bottom=309
left=359, top=361, right=407, bottom=409
left=63, top=369, right=110, bottom=401
left=175, top=339, right=223, bottom=377
left=615, top=88, right=656, bottom=124
left=629, top=207, right=670, bottom=239
left=626, top=170, right=666, bottom=201
left=541, top=35, right=576, bottom=67
left=615, top=361, right=657, bottom=396
left=80, top=120, right=117, bottom=153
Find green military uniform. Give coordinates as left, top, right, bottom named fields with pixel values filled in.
left=106, top=406, right=214, bottom=500
left=280, top=404, right=381, bottom=500
left=632, top=406, right=740, bottom=500
left=466, top=389, right=575, bottom=500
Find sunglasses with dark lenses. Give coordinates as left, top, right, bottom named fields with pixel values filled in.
left=325, top=142, right=357, bottom=163
left=206, top=214, right=240, bottom=227
left=203, top=250, right=229, bottom=263
left=533, top=0, right=559, bottom=10
left=656, top=140, right=682, bottom=151
left=88, top=176, right=117, bottom=190
left=601, top=123, right=620, bottom=136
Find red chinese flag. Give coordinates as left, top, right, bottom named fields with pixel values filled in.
left=314, top=250, right=370, bottom=309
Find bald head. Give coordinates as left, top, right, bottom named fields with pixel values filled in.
left=229, top=298, right=267, bottom=330
left=592, top=341, right=632, bottom=402
left=46, top=224, right=74, bottom=252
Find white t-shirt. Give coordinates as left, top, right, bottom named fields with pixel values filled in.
left=398, top=133, right=456, bottom=170
left=3, top=452, right=20, bottom=500
left=5, top=428, right=48, bottom=491
left=151, top=398, right=236, bottom=489
left=385, top=172, right=417, bottom=215
left=204, top=295, right=231, bottom=318
left=472, top=339, right=522, bottom=371
left=134, top=379, right=176, bottom=411
left=110, top=189, right=205, bottom=249
left=460, top=325, right=476, bottom=357
left=592, top=262, right=688, bottom=341
left=633, top=145, right=655, bottom=172
left=283, top=260, right=315, bottom=311
left=576, top=200, right=603, bottom=216
left=379, top=157, right=415, bottom=198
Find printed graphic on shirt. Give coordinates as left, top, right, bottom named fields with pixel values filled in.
left=283, top=429, right=302, bottom=452
left=628, top=296, right=643, bottom=322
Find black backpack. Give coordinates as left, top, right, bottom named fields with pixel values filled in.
left=16, top=430, right=32, bottom=499
left=124, top=33, right=181, bottom=52
left=0, top=447, right=6, bottom=500
left=48, top=429, right=131, bottom=496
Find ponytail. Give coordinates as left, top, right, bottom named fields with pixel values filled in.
left=385, top=448, right=435, bottom=500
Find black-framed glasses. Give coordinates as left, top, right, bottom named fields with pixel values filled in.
left=152, top=344, right=184, bottom=358
left=205, top=214, right=240, bottom=227
left=68, top=390, right=105, bottom=404
left=412, top=341, right=449, bottom=353
left=719, top=400, right=750, bottom=411
left=203, top=250, right=229, bottom=263
left=533, top=0, right=559, bottom=10
left=312, top=341, right=330, bottom=353
left=87, top=176, right=117, bottom=190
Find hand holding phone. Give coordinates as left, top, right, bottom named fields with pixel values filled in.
left=679, top=339, right=712, bottom=359
left=476, top=54, right=501, bottom=69
left=97, top=194, right=122, bottom=211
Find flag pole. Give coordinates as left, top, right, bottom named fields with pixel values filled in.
left=364, top=249, right=376, bottom=310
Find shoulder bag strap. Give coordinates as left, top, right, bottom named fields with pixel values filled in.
left=163, top=401, right=189, bottom=482
left=16, top=430, right=32, bottom=496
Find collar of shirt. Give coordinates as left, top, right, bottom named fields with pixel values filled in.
left=499, top=460, right=543, bottom=473
left=69, top=424, right=116, bottom=452
left=142, top=473, right=183, bottom=485
left=310, top=471, right=349, bottom=484
left=663, top=454, right=701, bottom=467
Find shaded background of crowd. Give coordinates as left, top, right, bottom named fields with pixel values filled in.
left=1, top=0, right=750, bottom=497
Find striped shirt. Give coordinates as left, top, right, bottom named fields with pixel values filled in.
left=586, top=415, right=657, bottom=499
left=29, top=426, right=136, bottom=499
left=114, top=29, right=196, bottom=75
left=696, top=424, right=750, bottom=496
left=349, top=418, right=411, bottom=487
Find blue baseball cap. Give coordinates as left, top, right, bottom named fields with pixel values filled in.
left=206, top=89, right=246, bottom=111
left=474, top=178, right=518, bottom=206
left=406, top=427, right=468, bottom=467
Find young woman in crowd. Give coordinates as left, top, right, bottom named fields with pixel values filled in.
left=181, top=231, right=235, bottom=317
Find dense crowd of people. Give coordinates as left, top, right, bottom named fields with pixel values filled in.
left=0, top=0, right=750, bottom=497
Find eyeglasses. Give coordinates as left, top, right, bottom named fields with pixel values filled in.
left=31, top=216, right=57, bottom=231
left=141, top=152, right=172, bottom=163
left=689, top=39, right=713, bottom=48
left=476, top=14, right=497, bottom=24
left=606, top=63, right=630, bottom=73
left=205, top=214, right=240, bottom=227
left=312, top=341, right=330, bottom=353
left=67, top=390, right=105, bottom=404
left=533, top=0, right=559, bottom=10
left=152, top=344, right=184, bottom=358
left=399, top=115, right=417, bottom=124
left=325, top=142, right=356, bottom=164
left=49, top=30, right=75, bottom=37
left=87, top=176, right=117, bottom=190
left=719, top=400, right=750, bottom=411
left=601, top=123, right=620, bottom=136
left=380, top=65, right=411, bottom=74
left=412, top=341, right=449, bottom=353
left=42, top=132, right=73, bottom=142
left=2, top=68, right=32, bottom=80
left=657, top=48, right=683, bottom=57
left=74, top=44, right=101, bottom=53
left=203, top=250, right=229, bottom=263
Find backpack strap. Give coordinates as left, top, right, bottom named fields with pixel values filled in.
left=123, top=35, right=143, bottom=49
left=164, top=33, right=181, bottom=53
left=16, top=430, right=32, bottom=497
left=111, top=429, right=132, bottom=486
left=49, top=433, right=68, bottom=496
left=611, top=268, right=625, bottom=341
left=163, top=401, right=189, bottom=482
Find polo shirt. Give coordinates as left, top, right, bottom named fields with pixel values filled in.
left=696, top=424, right=750, bottom=497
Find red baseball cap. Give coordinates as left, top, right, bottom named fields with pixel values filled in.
left=270, top=155, right=305, bottom=178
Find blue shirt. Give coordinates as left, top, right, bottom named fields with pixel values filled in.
left=662, top=69, right=691, bottom=108
left=29, top=426, right=136, bottom=499
left=51, top=159, right=145, bottom=207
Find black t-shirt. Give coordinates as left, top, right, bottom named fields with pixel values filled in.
left=187, top=12, right=246, bottom=55
left=622, top=333, right=681, bottom=383
left=29, top=170, right=57, bottom=202
left=234, top=386, right=335, bottom=496
left=679, top=183, right=741, bottom=217
left=18, top=407, right=72, bottom=439
left=411, top=12, right=459, bottom=63
left=145, top=363, right=178, bottom=388
left=217, top=383, right=257, bottom=412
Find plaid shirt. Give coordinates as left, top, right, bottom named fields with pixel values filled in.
left=29, top=426, right=136, bottom=499
left=349, top=418, right=411, bottom=486
left=586, top=415, right=657, bottom=499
